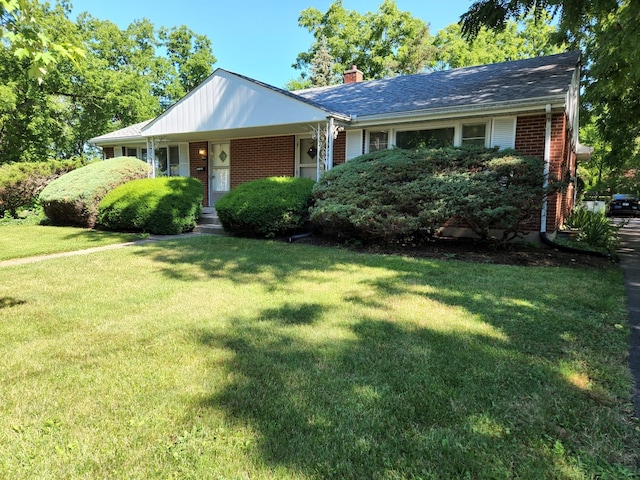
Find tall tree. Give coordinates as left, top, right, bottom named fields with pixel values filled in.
left=460, top=0, right=640, bottom=190
left=433, top=11, right=562, bottom=70
left=0, top=4, right=216, bottom=164
left=294, top=0, right=437, bottom=82
left=309, top=35, right=337, bottom=87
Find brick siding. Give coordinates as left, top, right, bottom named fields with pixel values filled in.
left=230, top=136, right=295, bottom=188
left=103, top=147, right=114, bottom=159
left=515, top=113, right=574, bottom=232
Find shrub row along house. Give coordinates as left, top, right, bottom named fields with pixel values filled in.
left=90, top=51, right=590, bottom=237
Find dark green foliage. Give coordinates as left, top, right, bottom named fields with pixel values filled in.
left=310, top=147, right=547, bottom=243
left=215, top=177, right=315, bottom=238
left=39, top=157, right=150, bottom=228
left=97, top=177, right=203, bottom=235
left=0, top=158, right=85, bottom=218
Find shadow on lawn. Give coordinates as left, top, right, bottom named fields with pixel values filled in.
left=0, top=297, right=26, bottom=309
left=193, top=312, right=631, bottom=479
left=135, top=236, right=637, bottom=477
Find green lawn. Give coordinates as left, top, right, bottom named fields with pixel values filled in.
left=0, top=233, right=638, bottom=479
left=0, top=224, right=145, bottom=261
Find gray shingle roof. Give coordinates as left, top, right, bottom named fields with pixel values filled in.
left=89, top=119, right=153, bottom=143
left=295, top=51, right=580, bottom=119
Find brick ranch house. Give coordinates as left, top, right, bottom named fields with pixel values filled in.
left=90, top=51, right=590, bottom=237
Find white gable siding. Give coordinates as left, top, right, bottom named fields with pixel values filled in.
left=143, top=71, right=330, bottom=137
left=345, top=130, right=363, bottom=160
left=491, top=117, right=516, bottom=149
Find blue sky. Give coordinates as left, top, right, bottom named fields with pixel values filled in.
left=69, top=0, right=475, bottom=88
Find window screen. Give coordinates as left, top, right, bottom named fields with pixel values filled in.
left=396, top=127, right=454, bottom=149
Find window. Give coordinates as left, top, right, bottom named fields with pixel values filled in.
left=126, top=147, right=137, bottom=157
left=396, top=127, right=455, bottom=149
left=462, top=124, right=487, bottom=146
left=169, top=146, right=180, bottom=176
left=368, top=131, right=388, bottom=152
left=154, top=146, right=181, bottom=177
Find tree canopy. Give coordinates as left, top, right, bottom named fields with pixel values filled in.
left=293, top=0, right=437, bottom=83
left=0, top=0, right=216, bottom=164
left=460, top=0, right=640, bottom=193
left=433, top=11, right=562, bottom=70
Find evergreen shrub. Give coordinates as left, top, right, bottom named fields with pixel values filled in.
left=39, top=157, right=149, bottom=227
left=0, top=158, right=85, bottom=217
left=215, top=176, right=315, bottom=237
left=97, top=177, right=203, bottom=235
left=310, top=147, right=547, bottom=243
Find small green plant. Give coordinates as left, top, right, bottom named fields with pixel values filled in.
left=216, top=176, right=315, bottom=237
left=97, top=177, right=203, bottom=234
left=564, top=208, right=624, bottom=253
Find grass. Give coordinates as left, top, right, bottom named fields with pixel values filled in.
left=0, top=232, right=638, bottom=479
left=0, top=224, right=145, bottom=261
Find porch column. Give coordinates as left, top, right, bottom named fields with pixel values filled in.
left=147, top=138, right=156, bottom=178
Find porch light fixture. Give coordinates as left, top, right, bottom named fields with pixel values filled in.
left=198, top=147, right=207, bottom=159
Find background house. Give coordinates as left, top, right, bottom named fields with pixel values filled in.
left=90, top=51, right=587, bottom=235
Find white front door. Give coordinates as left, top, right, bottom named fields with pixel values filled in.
left=297, top=136, right=318, bottom=180
left=209, top=142, right=230, bottom=205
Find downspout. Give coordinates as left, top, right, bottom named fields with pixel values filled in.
left=540, top=104, right=552, bottom=234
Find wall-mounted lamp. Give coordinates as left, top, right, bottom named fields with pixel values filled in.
left=198, top=147, right=207, bottom=159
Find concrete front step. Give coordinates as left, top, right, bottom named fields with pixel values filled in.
left=193, top=223, right=226, bottom=235
left=199, top=213, right=221, bottom=226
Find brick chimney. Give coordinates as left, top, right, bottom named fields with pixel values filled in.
left=343, top=65, right=364, bottom=84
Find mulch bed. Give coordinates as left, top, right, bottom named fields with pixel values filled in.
left=291, top=234, right=617, bottom=269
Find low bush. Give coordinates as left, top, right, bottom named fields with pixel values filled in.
left=564, top=208, right=624, bottom=253
left=0, top=158, right=85, bottom=218
left=97, top=177, right=203, bottom=235
left=39, top=157, right=149, bottom=228
left=310, top=147, right=548, bottom=244
left=215, top=177, right=315, bottom=237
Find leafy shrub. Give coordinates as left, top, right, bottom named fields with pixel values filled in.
left=215, top=176, right=315, bottom=237
left=0, top=158, right=85, bottom=218
left=310, top=147, right=547, bottom=243
left=564, top=208, right=624, bottom=253
left=39, top=157, right=149, bottom=228
left=97, top=177, right=203, bottom=235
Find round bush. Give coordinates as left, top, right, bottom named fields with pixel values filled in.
left=39, top=157, right=149, bottom=227
left=215, top=176, right=315, bottom=237
left=97, top=177, right=203, bottom=235
left=310, top=147, right=546, bottom=243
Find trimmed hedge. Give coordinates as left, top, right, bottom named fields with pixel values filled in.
left=39, top=157, right=150, bottom=227
left=0, top=158, right=85, bottom=218
left=97, top=177, right=203, bottom=235
left=215, top=176, right=315, bottom=237
left=310, top=147, right=548, bottom=243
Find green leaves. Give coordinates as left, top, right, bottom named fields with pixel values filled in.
left=310, top=148, right=546, bottom=243
left=294, top=0, right=436, bottom=82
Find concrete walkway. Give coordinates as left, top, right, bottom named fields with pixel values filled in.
left=0, top=233, right=201, bottom=268
left=617, top=217, right=640, bottom=417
